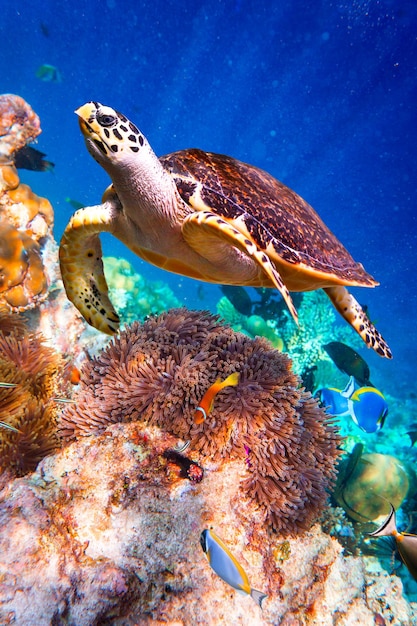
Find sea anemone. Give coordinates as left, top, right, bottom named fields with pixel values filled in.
left=59, top=308, right=342, bottom=533
left=0, top=312, right=69, bottom=475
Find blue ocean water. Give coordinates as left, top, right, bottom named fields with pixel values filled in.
left=1, top=0, right=416, bottom=397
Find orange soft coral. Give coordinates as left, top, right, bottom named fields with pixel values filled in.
left=0, top=94, right=54, bottom=312
left=7, top=183, right=53, bottom=239
left=59, top=308, right=342, bottom=534
left=0, top=223, right=48, bottom=310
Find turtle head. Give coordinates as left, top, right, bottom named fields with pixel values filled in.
left=75, top=102, right=147, bottom=171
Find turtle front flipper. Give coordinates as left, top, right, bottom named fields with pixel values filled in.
left=59, top=200, right=120, bottom=335
left=324, top=286, right=392, bottom=358
left=182, top=210, right=299, bottom=324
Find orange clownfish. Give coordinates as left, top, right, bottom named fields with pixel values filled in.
left=194, top=373, right=240, bottom=424
left=69, top=366, right=81, bottom=385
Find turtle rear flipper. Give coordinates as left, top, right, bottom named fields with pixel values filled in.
left=64, top=102, right=392, bottom=358
left=324, top=286, right=392, bottom=359
left=182, top=210, right=299, bottom=324
left=59, top=202, right=120, bottom=335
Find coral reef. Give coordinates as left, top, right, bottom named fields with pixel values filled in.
left=217, top=295, right=284, bottom=349
left=103, top=256, right=181, bottom=325
left=0, top=93, right=413, bottom=623
left=0, top=93, right=44, bottom=199
left=217, top=290, right=363, bottom=385
left=5, top=182, right=54, bottom=238
left=0, top=422, right=414, bottom=625
left=0, top=94, right=54, bottom=312
left=279, top=290, right=364, bottom=384
left=0, top=94, right=40, bottom=169
left=0, top=313, right=70, bottom=475
left=245, top=314, right=284, bottom=350
left=334, top=452, right=413, bottom=523
left=0, top=222, right=49, bottom=309
left=59, top=308, right=341, bottom=534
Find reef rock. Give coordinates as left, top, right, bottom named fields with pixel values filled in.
left=0, top=94, right=54, bottom=312
left=0, top=422, right=413, bottom=625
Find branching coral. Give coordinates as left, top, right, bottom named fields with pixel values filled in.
left=59, top=308, right=342, bottom=533
left=0, top=94, right=54, bottom=311
left=279, top=290, right=363, bottom=383
left=0, top=313, right=69, bottom=475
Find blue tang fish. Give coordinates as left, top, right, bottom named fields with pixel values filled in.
left=200, top=529, right=267, bottom=608
left=318, top=376, right=388, bottom=433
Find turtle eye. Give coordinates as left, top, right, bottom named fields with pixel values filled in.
left=97, top=112, right=116, bottom=127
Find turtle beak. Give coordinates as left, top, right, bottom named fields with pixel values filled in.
left=75, top=102, right=98, bottom=121
left=75, top=103, right=98, bottom=139
left=75, top=102, right=100, bottom=133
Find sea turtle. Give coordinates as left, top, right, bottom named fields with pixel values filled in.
left=59, top=102, right=392, bottom=358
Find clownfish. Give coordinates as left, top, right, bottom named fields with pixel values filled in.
left=317, top=376, right=388, bottom=433
left=368, top=504, right=417, bottom=581
left=200, top=529, right=267, bottom=608
left=69, top=366, right=81, bottom=385
left=194, top=373, right=239, bottom=425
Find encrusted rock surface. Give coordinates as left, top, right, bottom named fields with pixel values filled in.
left=0, top=422, right=414, bottom=625
left=0, top=94, right=54, bottom=312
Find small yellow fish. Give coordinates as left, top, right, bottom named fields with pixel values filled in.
left=200, top=528, right=267, bottom=608
left=194, top=373, right=239, bottom=424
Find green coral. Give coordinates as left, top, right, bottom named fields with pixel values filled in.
left=103, top=256, right=181, bottom=325
left=217, top=290, right=364, bottom=389
left=216, top=296, right=284, bottom=349
left=216, top=296, right=246, bottom=330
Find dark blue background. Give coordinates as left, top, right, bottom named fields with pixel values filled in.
left=2, top=0, right=416, bottom=394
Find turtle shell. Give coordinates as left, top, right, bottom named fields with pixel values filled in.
left=160, top=149, right=376, bottom=291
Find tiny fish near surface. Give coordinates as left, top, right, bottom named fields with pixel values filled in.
left=194, top=372, right=239, bottom=424
left=200, top=528, right=267, bottom=608
left=36, top=64, right=62, bottom=83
